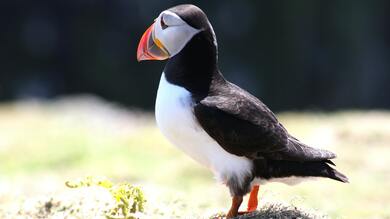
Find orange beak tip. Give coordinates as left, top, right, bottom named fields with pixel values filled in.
left=136, top=23, right=169, bottom=62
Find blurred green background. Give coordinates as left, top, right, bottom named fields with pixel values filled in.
left=1, top=1, right=390, bottom=218
left=0, top=98, right=389, bottom=218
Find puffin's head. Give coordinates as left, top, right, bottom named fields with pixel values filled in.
left=137, top=4, right=213, bottom=62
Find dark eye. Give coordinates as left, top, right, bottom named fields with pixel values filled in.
left=160, top=17, right=168, bottom=30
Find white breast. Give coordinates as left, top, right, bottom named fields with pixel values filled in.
left=155, top=73, right=252, bottom=185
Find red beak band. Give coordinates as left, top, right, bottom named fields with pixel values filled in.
left=137, top=24, right=170, bottom=61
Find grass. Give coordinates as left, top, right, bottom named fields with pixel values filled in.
left=0, top=96, right=390, bottom=218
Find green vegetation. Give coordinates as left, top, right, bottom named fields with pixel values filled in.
left=0, top=98, right=389, bottom=218
left=66, top=176, right=145, bottom=219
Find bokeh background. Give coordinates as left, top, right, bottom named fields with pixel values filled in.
left=1, top=1, right=390, bottom=218
left=1, top=0, right=390, bottom=110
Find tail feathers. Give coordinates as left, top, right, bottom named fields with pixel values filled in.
left=285, top=137, right=349, bottom=182
left=263, top=159, right=349, bottom=183
left=325, top=159, right=336, bottom=166
left=326, top=163, right=349, bottom=183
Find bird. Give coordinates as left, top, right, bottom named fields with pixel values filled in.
left=137, top=4, right=348, bottom=218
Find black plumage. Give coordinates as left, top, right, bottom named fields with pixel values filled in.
left=194, top=78, right=337, bottom=162
left=163, top=4, right=348, bottom=196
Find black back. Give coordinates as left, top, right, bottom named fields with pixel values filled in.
left=160, top=4, right=348, bottom=189
left=164, top=4, right=344, bottom=168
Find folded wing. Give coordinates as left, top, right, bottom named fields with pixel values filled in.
left=194, top=82, right=335, bottom=161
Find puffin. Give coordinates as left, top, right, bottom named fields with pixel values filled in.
left=137, top=4, right=348, bottom=218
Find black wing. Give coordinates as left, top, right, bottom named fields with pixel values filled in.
left=194, top=82, right=335, bottom=161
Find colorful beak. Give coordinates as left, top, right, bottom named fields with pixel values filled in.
left=137, top=23, right=170, bottom=61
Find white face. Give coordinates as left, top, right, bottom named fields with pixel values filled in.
left=154, top=11, right=201, bottom=57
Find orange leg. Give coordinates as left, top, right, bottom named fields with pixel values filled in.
left=226, top=196, right=243, bottom=218
left=247, top=185, right=260, bottom=212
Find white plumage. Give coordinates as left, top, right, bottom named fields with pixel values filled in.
left=154, top=11, right=200, bottom=57
left=155, top=73, right=253, bottom=187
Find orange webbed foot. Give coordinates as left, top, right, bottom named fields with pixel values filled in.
left=247, top=185, right=259, bottom=212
